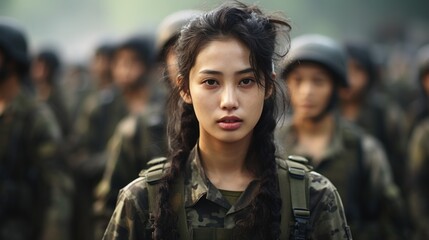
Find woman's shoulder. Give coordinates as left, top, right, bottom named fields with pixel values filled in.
left=307, top=171, right=352, bottom=239
left=307, top=170, right=337, bottom=193
left=277, top=157, right=341, bottom=207
left=114, top=176, right=151, bottom=213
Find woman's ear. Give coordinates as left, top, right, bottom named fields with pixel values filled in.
left=178, top=75, right=192, bottom=104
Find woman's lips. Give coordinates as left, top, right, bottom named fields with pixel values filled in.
left=217, top=116, right=243, bottom=130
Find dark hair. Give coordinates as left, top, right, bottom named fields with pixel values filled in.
left=153, top=1, right=291, bottom=239
left=114, top=36, right=155, bottom=87
left=115, top=36, right=155, bottom=70
left=344, top=41, right=376, bottom=88
left=34, top=49, right=61, bottom=84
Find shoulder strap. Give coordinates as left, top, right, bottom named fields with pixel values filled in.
left=143, top=157, right=189, bottom=239
left=145, top=156, right=310, bottom=240
left=278, top=155, right=311, bottom=240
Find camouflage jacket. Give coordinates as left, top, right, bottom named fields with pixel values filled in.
left=276, top=116, right=407, bottom=239
left=103, top=146, right=351, bottom=240
left=69, top=85, right=127, bottom=171
left=0, top=92, right=72, bottom=240
left=408, top=118, right=429, bottom=240
left=93, top=108, right=166, bottom=239
left=343, top=94, right=408, bottom=191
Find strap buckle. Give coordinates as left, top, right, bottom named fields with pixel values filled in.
left=293, top=208, right=310, bottom=240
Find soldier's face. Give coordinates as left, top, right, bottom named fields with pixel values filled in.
left=183, top=38, right=266, bottom=145
left=286, top=63, right=334, bottom=120
left=165, top=49, right=179, bottom=86
left=91, top=53, right=111, bottom=82
left=112, top=49, right=146, bottom=89
left=30, top=59, right=48, bottom=84
left=0, top=50, right=5, bottom=81
left=422, top=73, right=429, bottom=96
left=340, top=58, right=368, bottom=100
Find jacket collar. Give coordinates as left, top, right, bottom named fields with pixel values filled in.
left=184, top=145, right=261, bottom=214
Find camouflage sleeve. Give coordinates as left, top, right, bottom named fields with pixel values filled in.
left=93, top=124, right=124, bottom=238
left=361, top=134, right=409, bottom=238
left=103, top=177, right=151, bottom=240
left=94, top=115, right=139, bottom=233
left=32, top=103, right=74, bottom=240
left=408, top=121, right=429, bottom=238
left=308, top=172, right=352, bottom=240
left=385, top=104, right=408, bottom=190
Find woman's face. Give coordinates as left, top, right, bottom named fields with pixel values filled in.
left=165, top=49, right=179, bottom=86
left=339, top=58, right=369, bottom=101
left=183, top=38, right=266, bottom=144
left=286, top=63, right=334, bottom=120
left=112, top=49, right=146, bottom=90
left=422, top=72, right=429, bottom=96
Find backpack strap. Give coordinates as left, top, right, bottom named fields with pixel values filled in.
left=144, top=156, right=310, bottom=240
left=143, top=157, right=190, bottom=239
left=287, top=155, right=311, bottom=240
left=278, top=155, right=311, bottom=240
left=277, top=158, right=292, bottom=240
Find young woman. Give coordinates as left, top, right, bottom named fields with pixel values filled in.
left=103, top=2, right=350, bottom=239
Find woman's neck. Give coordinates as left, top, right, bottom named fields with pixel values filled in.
left=0, top=75, right=21, bottom=114
left=339, top=99, right=362, bottom=122
left=35, top=81, right=52, bottom=101
left=123, top=87, right=149, bottom=114
left=198, top=133, right=254, bottom=191
left=292, top=113, right=334, bottom=164
left=293, top=113, right=334, bottom=136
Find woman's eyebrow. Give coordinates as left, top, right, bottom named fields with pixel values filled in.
left=198, top=68, right=254, bottom=75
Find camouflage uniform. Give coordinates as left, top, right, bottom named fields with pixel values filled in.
left=344, top=93, right=408, bottom=192
left=276, top=116, right=407, bottom=239
left=45, top=85, right=71, bottom=138
left=102, top=146, right=351, bottom=240
left=408, top=117, right=429, bottom=240
left=0, top=91, right=73, bottom=240
left=69, top=84, right=127, bottom=240
left=93, top=107, right=166, bottom=239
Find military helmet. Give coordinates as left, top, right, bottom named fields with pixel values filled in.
left=155, top=10, right=202, bottom=60
left=0, top=18, right=29, bottom=70
left=282, top=34, right=348, bottom=87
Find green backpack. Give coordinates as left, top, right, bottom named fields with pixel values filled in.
left=142, top=155, right=311, bottom=240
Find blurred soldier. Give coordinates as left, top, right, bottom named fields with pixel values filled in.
left=31, top=49, right=71, bottom=138
left=156, top=10, right=202, bottom=88
left=407, top=44, right=429, bottom=240
left=61, top=63, right=94, bottom=125
left=69, top=43, right=127, bottom=240
left=92, top=33, right=169, bottom=239
left=407, top=44, right=429, bottom=135
left=276, top=34, right=408, bottom=239
left=338, top=41, right=408, bottom=191
left=0, top=18, right=72, bottom=240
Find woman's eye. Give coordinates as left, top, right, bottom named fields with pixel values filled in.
left=312, top=77, right=325, bottom=86
left=203, top=79, right=218, bottom=86
left=240, top=78, right=255, bottom=86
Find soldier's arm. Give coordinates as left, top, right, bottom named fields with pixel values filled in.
left=32, top=103, right=74, bottom=240
left=408, top=122, right=429, bottom=236
left=308, top=172, right=352, bottom=240
left=103, top=178, right=150, bottom=240
left=362, top=134, right=408, bottom=238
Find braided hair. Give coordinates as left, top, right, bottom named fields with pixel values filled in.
left=153, top=1, right=291, bottom=239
